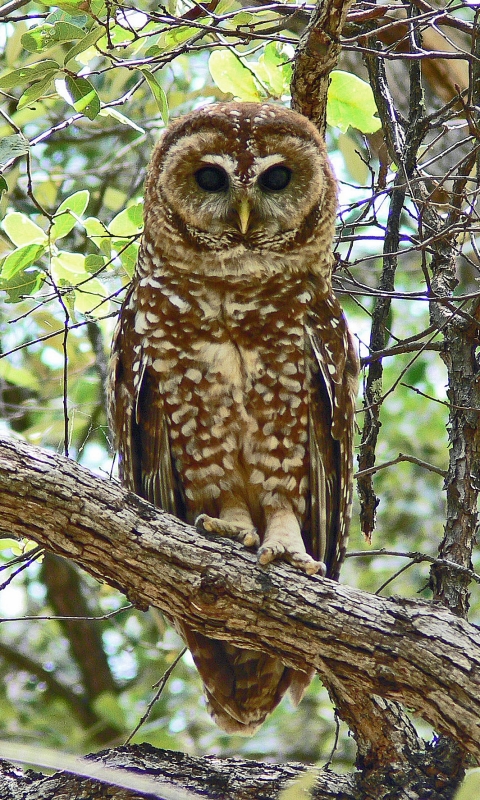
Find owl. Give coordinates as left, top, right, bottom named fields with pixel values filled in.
left=108, top=101, right=359, bottom=734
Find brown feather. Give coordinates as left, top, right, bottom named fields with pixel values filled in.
left=107, top=101, right=359, bottom=733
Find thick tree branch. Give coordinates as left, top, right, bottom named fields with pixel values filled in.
left=291, top=0, right=357, bottom=133
left=0, top=436, right=479, bottom=763
left=0, top=743, right=355, bottom=800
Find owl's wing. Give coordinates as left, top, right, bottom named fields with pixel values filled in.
left=108, top=291, right=182, bottom=517
left=305, top=293, right=359, bottom=580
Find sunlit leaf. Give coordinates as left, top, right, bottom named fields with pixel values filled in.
left=0, top=538, right=20, bottom=554
left=455, top=770, right=480, bottom=800
left=163, top=25, right=200, bottom=48
left=51, top=251, right=87, bottom=284
left=250, top=42, right=291, bottom=97
left=327, top=70, right=381, bottom=133
left=140, top=70, right=169, bottom=125
left=65, top=74, right=100, bottom=119
left=74, top=277, right=109, bottom=316
left=21, top=22, right=85, bottom=53
left=99, top=108, right=144, bottom=133
left=0, top=359, right=40, bottom=391
left=2, top=213, right=47, bottom=247
left=84, top=216, right=112, bottom=256
left=50, top=189, right=90, bottom=241
left=17, top=73, right=58, bottom=109
left=0, top=267, right=43, bottom=302
left=0, top=134, right=29, bottom=166
left=209, top=50, right=260, bottom=101
left=116, top=241, right=138, bottom=278
left=109, top=203, right=143, bottom=237
left=64, top=25, right=104, bottom=65
left=0, top=244, right=46, bottom=280
left=0, top=60, right=60, bottom=89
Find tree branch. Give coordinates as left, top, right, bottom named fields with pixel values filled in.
left=291, top=0, right=357, bottom=134
left=0, top=436, right=479, bottom=763
left=0, top=742, right=356, bottom=800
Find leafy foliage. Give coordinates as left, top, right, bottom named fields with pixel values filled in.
left=0, top=0, right=478, bottom=787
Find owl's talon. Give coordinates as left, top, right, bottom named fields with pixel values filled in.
left=257, top=544, right=326, bottom=576
left=195, top=514, right=259, bottom=548
left=195, top=514, right=215, bottom=533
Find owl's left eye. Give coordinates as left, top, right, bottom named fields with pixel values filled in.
left=259, top=165, right=292, bottom=192
left=195, top=166, right=229, bottom=192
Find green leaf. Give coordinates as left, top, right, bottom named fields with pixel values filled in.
left=51, top=250, right=87, bottom=284
left=17, top=72, right=58, bottom=110
left=0, top=267, right=43, bottom=302
left=85, top=254, right=106, bottom=273
left=140, top=70, right=169, bottom=125
left=0, top=244, right=45, bottom=280
left=99, top=108, right=144, bottom=133
left=208, top=50, right=260, bottom=101
left=0, top=60, right=60, bottom=89
left=0, top=359, right=40, bottom=391
left=74, top=276, right=109, bottom=316
left=116, top=242, right=138, bottom=278
left=21, top=22, right=85, bottom=53
left=250, top=42, right=290, bottom=97
left=50, top=189, right=90, bottom=241
left=163, top=25, right=200, bottom=48
left=38, top=0, right=90, bottom=11
left=2, top=212, right=48, bottom=246
left=109, top=203, right=143, bottom=237
left=0, top=538, right=21, bottom=554
left=65, top=75, right=100, bottom=119
left=64, top=25, right=103, bottom=65
left=84, top=216, right=111, bottom=256
left=327, top=71, right=381, bottom=134
left=0, top=133, right=30, bottom=165
left=455, top=770, right=480, bottom=800
left=0, top=177, right=7, bottom=196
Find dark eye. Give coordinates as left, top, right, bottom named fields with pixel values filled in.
left=195, top=166, right=228, bottom=192
left=259, top=165, right=292, bottom=192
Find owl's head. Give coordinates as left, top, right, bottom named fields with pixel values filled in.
left=144, top=102, right=337, bottom=256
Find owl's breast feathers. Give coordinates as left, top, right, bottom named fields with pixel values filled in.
left=109, top=259, right=357, bottom=574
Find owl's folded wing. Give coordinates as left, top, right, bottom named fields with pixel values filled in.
left=305, top=293, right=359, bottom=580
left=107, top=295, right=183, bottom=518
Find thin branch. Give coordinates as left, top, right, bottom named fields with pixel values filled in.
left=354, top=452, right=447, bottom=479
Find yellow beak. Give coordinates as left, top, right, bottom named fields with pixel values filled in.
left=236, top=198, right=251, bottom=234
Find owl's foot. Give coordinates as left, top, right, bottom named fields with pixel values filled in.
left=258, top=507, right=327, bottom=576
left=195, top=514, right=260, bottom=548
left=257, top=543, right=326, bottom=576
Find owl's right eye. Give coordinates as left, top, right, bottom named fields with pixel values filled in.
left=195, top=166, right=229, bottom=192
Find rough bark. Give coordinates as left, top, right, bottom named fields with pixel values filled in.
left=291, top=0, right=357, bottom=134
left=0, top=743, right=355, bottom=800
left=0, top=436, right=479, bottom=769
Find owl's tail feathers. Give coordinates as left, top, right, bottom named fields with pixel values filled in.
left=176, top=623, right=314, bottom=734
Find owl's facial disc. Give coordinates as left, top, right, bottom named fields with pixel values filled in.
left=191, top=155, right=297, bottom=237
left=158, top=129, right=326, bottom=247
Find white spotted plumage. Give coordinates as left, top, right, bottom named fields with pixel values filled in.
left=108, top=101, right=359, bottom=735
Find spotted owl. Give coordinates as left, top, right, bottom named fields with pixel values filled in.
left=108, top=101, right=359, bottom=734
